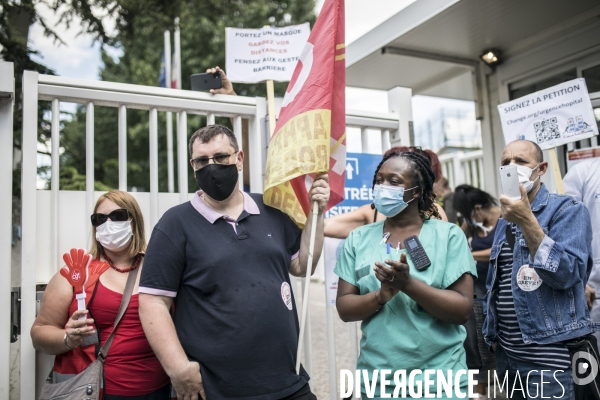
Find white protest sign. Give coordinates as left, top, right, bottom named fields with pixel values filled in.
left=225, top=23, right=310, bottom=83
left=498, top=78, right=599, bottom=149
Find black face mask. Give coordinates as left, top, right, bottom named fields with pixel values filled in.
left=195, top=163, right=239, bottom=201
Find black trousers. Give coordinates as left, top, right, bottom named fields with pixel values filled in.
left=106, top=382, right=316, bottom=400
left=279, top=383, right=317, bottom=400
left=104, top=384, right=170, bottom=400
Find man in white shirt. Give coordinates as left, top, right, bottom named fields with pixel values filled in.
left=564, top=157, right=600, bottom=340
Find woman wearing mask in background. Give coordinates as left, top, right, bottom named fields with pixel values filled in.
left=31, top=190, right=170, bottom=399
left=324, top=147, right=448, bottom=239
left=335, top=151, right=476, bottom=399
left=453, top=185, right=500, bottom=398
left=453, top=185, right=501, bottom=298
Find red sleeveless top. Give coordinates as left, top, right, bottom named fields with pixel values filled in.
left=52, top=259, right=169, bottom=396
left=92, top=281, right=170, bottom=396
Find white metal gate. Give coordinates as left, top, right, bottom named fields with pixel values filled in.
left=6, top=63, right=406, bottom=399
left=0, top=61, right=15, bottom=400
left=19, top=70, right=268, bottom=399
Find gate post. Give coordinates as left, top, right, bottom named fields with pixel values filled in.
left=21, top=70, right=39, bottom=400
left=0, top=60, right=15, bottom=400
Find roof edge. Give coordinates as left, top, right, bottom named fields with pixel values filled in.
left=346, top=0, right=461, bottom=68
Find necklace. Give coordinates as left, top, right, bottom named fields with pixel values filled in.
left=103, top=251, right=140, bottom=273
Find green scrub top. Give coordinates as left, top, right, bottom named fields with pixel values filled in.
left=334, top=218, right=477, bottom=399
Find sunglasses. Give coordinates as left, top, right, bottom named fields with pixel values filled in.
left=91, top=208, right=131, bottom=227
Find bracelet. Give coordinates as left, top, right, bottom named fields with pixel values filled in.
left=63, top=332, right=74, bottom=350
left=375, top=289, right=386, bottom=306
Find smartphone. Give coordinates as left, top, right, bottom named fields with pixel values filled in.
left=190, top=72, right=223, bottom=91
left=499, top=165, right=521, bottom=200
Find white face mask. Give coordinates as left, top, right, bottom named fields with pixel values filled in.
left=511, top=162, right=540, bottom=193
left=475, top=221, right=494, bottom=236
left=96, top=220, right=133, bottom=252
left=470, top=210, right=493, bottom=236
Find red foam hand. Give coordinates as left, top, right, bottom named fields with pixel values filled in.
left=88, top=259, right=110, bottom=277
left=61, top=248, right=92, bottom=294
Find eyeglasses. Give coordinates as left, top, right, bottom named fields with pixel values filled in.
left=190, top=152, right=237, bottom=170
left=91, top=209, right=131, bottom=227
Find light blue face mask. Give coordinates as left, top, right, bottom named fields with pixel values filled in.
left=373, top=184, right=418, bottom=218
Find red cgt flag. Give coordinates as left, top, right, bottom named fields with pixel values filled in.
left=263, top=0, right=346, bottom=227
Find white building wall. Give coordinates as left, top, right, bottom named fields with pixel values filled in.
left=484, top=17, right=600, bottom=195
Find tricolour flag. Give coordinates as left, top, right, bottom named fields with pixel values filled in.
left=171, top=50, right=181, bottom=89
left=263, top=0, right=346, bottom=227
left=159, top=51, right=167, bottom=87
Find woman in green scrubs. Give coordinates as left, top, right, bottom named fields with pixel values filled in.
left=335, top=151, right=477, bottom=399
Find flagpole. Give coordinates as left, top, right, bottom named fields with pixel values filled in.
left=548, top=148, right=565, bottom=194
left=173, top=17, right=181, bottom=193
left=266, top=80, right=277, bottom=136
left=263, top=25, right=277, bottom=136
left=164, top=30, right=174, bottom=193
left=296, top=201, right=319, bottom=374
left=174, top=18, right=182, bottom=90
left=267, top=69, right=309, bottom=373
left=260, top=26, right=311, bottom=373
left=263, top=37, right=311, bottom=375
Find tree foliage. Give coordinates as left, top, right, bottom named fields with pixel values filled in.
left=4, top=0, right=315, bottom=193
left=2, top=0, right=112, bottom=195
left=58, top=0, right=316, bottom=192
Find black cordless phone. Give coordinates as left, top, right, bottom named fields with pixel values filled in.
left=404, top=235, right=431, bottom=271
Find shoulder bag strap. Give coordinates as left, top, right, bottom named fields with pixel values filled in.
left=97, top=263, right=140, bottom=362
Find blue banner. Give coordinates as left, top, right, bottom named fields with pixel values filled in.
left=324, top=152, right=382, bottom=218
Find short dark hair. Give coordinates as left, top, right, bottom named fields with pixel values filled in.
left=526, top=140, right=544, bottom=163
left=188, top=125, right=239, bottom=157
left=453, top=184, right=498, bottom=220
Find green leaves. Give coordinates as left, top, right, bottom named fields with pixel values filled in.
left=11, top=0, right=316, bottom=193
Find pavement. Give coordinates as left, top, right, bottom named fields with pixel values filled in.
left=294, top=280, right=508, bottom=400
left=294, top=279, right=359, bottom=400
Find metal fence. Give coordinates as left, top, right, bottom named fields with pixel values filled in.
left=18, top=70, right=276, bottom=399
left=439, top=149, right=485, bottom=190
left=4, top=63, right=408, bottom=399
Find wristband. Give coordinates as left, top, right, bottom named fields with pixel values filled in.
left=63, top=332, right=74, bottom=350
left=375, top=289, right=386, bottom=306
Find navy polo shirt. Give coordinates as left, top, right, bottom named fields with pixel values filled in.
left=139, top=191, right=308, bottom=400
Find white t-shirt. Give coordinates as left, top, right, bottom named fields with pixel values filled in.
left=564, top=157, right=600, bottom=265
left=565, top=157, right=600, bottom=339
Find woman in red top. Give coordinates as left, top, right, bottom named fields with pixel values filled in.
left=31, top=190, right=170, bottom=399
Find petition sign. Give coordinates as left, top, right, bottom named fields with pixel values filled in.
left=225, top=23, right=310, bottom=83
left=498, top=78, right=599, bottom=150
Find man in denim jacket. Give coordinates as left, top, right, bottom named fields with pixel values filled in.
left=483, top=140, right=595, bottom=399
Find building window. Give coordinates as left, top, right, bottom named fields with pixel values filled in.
left=582, top=64, right=600, bottom=94
left=509, top=70, right=577, bottom=100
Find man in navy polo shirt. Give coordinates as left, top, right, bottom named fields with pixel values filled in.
left=139, top=125, right=329, bottom=400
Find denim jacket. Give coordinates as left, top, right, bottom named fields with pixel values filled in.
left=483, top=183, right=596, bottom=345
